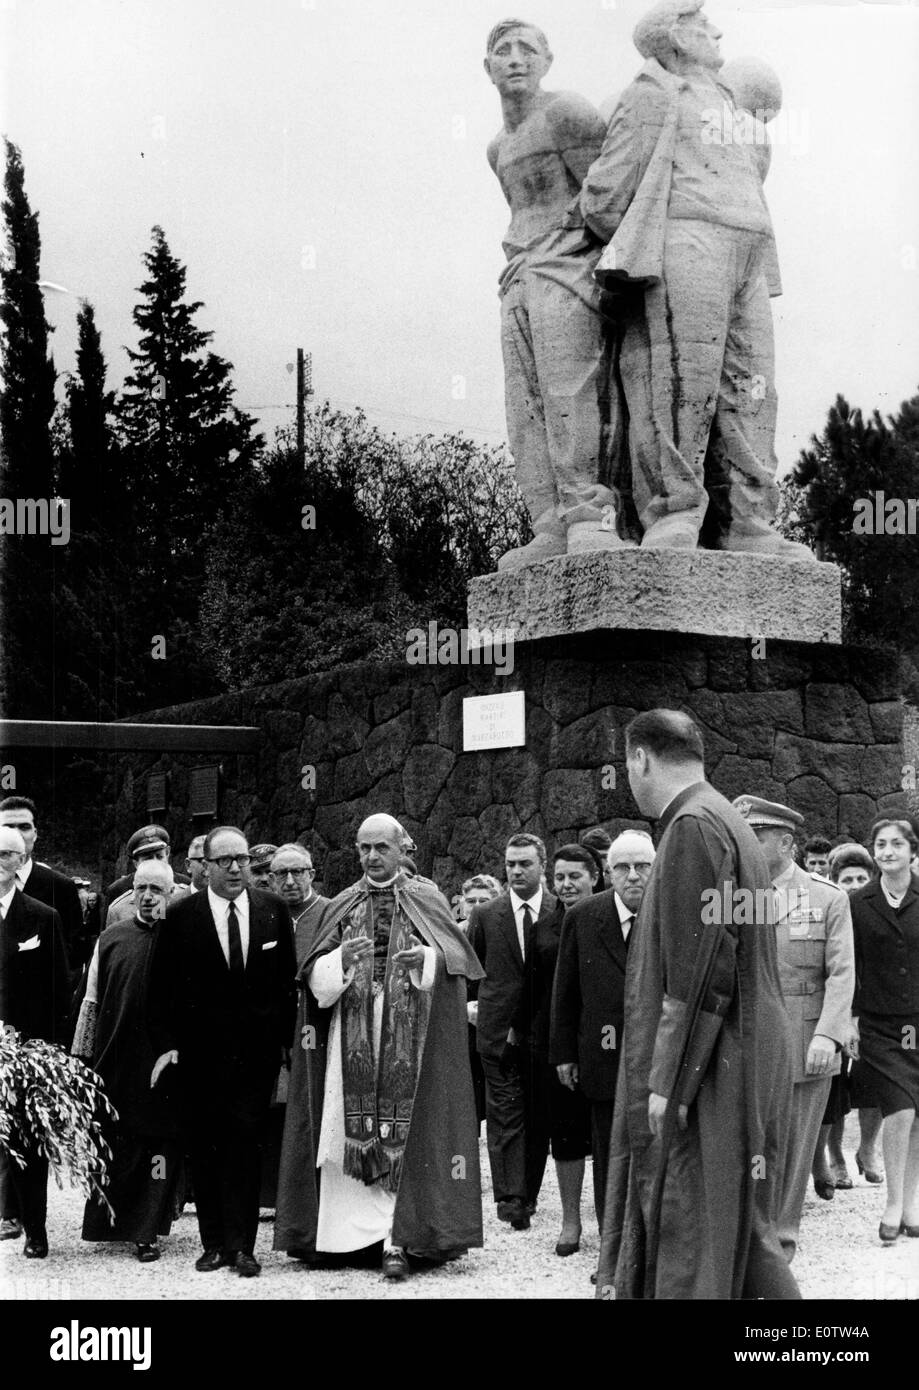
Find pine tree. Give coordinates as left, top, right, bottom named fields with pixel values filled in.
left=117, top=225, right=261, bottom=558
left=0, top=139, right=56, bottom=497
left=52, top=300, right=141, bottom=719
left=114, top=225, right=262, bottom=706
left=0, top=139, right=58, bottom=716
left=61, top=301, right=117, bottom=510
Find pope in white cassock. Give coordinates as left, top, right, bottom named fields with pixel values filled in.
left=273, top=814, right=484, bottom=1280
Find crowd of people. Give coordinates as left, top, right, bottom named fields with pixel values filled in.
left=0, top=708, right=918, bottom=1298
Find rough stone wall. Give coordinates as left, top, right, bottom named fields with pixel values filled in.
left=99, top=632, right=906, bottom=897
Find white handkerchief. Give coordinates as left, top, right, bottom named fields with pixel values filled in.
left=17, top=935, right=40, bottom=952
left=262, top=940, right=277, bottom=951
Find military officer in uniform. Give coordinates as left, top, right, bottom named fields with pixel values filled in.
left=733, top=796, right=855, bottom=1260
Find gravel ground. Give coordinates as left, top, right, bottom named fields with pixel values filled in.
left=2, top=1117, right=917, bottom=1301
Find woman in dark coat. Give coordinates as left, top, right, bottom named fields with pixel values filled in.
left=848, top=818, right=919, bottom=1243
left=811, top=844, right=876, bottom=1197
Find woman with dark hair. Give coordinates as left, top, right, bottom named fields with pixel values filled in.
left=848, top=818, right=919, bottom=1243
left=811, top=844, right=875, bottom=1198
left=459, top=874, right=503, bottom=1127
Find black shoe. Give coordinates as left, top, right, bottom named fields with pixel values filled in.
left=878, top=1221, right=900, bottom=1245
left=496, top=1199, right=515, bottom=1223
left=382, top=1247, right=410, bottom=1280
left=555, top=1237, right=581, bottom=1256
left=135, top=1242, right=160, bottom=1262
left=0, top=1217, right=23, bottom=1240
left=233, top=1252, right=261, bottom=1278
left=194, top=1247, right=227, bottom=1272
left=508, top=1199, right=530, bottom=1231
left=24, top=1232, right=48, bottom=1259
left=813, top=1178, right=835, bottom=1201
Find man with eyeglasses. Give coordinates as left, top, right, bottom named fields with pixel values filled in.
left=258, top=844, right=329, bottom=1207
left=551, top=830, right=656, bottom=1229
left=147, top=825, right=296, bottom=1277
left=269, top=844, right=329, bottom=968
left=184, top=835, right=208, bottom=892
left=0, top=825, right=70, bottom=1258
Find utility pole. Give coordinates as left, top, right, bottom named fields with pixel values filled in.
left=296, top=349, right=313, bottom=466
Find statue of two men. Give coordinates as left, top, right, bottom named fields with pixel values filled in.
left=484, top=3, right=813, bottom=568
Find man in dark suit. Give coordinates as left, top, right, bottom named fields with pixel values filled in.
left=468, top=832, right=561, bottom=1231
left=0, top=796, right=85, bottom=972
left=550, top=830, right=655, bottom=1222
left=147, top=825, right=297, bottom=1277
left=0, top=825, right=70, bottom=1257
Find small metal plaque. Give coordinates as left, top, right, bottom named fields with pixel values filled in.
left=189, top=765, right=220, bottom=819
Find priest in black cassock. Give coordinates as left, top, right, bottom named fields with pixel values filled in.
left=596, top=709, right=800, bottom=1300
left=72, top=861, right=181, bottom=1262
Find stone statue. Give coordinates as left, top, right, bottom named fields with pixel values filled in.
left=484, top=18, right=635, bottom=571
left=581, top=0, right=813, bottom=560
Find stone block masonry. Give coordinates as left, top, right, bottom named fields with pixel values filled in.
left=468, top=550, right=843, bottom=646
left=97, top=631, right=905, bottom=898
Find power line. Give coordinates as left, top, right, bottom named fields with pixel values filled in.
left=239, top=394, right=507, bottom=440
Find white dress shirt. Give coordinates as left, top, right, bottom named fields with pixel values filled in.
left=15, top=858, right=34, bottom=891
left=508, top=887, right=543, bottom=959
left=614, top=892, right=635, bottom=942
left=207, top=885, right=250, bottom=967
left=0, top=884, right=16, bottom=919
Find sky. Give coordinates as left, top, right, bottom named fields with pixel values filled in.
left=1, top=0, right=918, bottom=470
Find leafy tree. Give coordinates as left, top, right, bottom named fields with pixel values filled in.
left=782, top=392, right=919, bottom=648
left=198, top=404, right=530, bottom=686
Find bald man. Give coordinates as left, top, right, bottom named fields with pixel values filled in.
left=274, top=813, right=485, bottom=1281
left=73, top=861, right=182, bottom=1261
left=550, top=831, right=656, bottom=1222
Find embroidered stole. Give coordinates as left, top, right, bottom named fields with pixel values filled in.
left=340, top=884, right=432, bottom=1192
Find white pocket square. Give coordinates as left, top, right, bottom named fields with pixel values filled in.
left=262, top=940, right=277, bottom=951
left=17, top=935, right=40, bottom=952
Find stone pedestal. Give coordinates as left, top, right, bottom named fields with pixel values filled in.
left=467, top=550, right=842, bottom=646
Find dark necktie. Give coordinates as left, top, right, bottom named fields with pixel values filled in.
left=622, top=915, right=635, bottom=951
left=521, top=903, right=535, bottom=961
left=227, top=900, right=245, bottom=982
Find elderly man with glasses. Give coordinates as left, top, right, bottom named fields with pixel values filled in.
left=147, top=826, right=296, bottom=1277
left=257, top=844, right=330, bottom=1209
left=269, top=843, right=329, bottom=968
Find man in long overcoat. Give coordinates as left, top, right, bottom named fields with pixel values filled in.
left=596, top=710, right=800, bottom=1299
